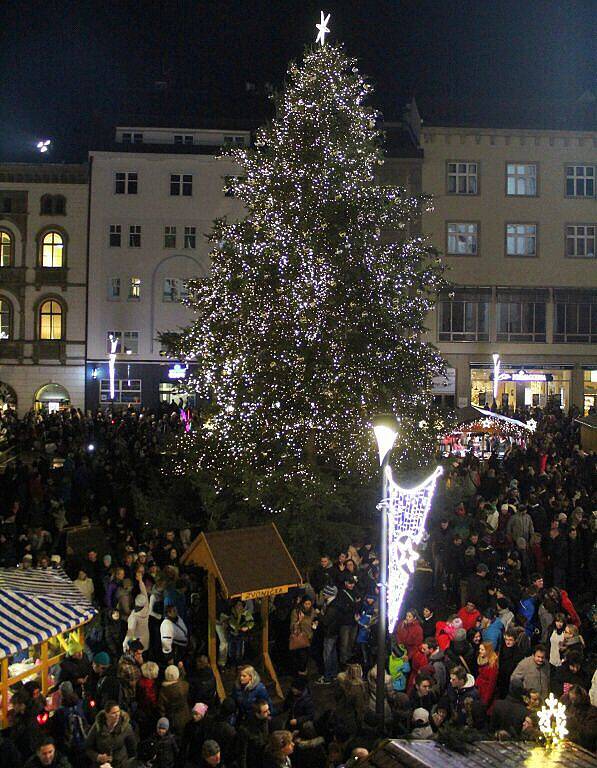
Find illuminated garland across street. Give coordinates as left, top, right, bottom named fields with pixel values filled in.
left=383, top=465, right=443, bottom=632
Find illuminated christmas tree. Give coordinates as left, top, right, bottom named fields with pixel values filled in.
left=165, top=42, right=445, bottom=553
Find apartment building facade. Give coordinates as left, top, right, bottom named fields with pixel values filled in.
left=85, top=126, right=247, bottom=410
left=421, top=125, right=597, bottom=413
left=0, top=164, right=88, bottom=415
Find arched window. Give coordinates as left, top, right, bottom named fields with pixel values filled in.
left=41, top=231, right=64, bottom=267
left=0, top=230, right=13, bottom=267
left=0, top=298, right=11, bottom=339
left=39, top=300, right=63, bottom=340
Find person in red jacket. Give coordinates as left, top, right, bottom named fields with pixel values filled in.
left=395, top=610, right=424, bottom=660
left=407, top=639, right=433, bottom=693
left=457, top=601, right=481, bottom=632
left=475, top=641, right=499, bottom=708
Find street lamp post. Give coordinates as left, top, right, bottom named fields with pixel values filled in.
left=372, top=413, right=399, bottom=725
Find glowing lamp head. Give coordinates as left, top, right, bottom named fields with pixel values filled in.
left=372, top=413, right=399, bottom=466
left=37, top=140, right=51, bottom=153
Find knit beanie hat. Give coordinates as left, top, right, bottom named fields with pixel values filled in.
left=413, top=707, right=430, bottom=724
left=322, top=584, right=338, bottom=600
left=93, top=651, right=111, bottom=667
left=454, top=628, right=467, bottom=642
left=202, top=740, right=220, bottom=758
left=192, top=702, right=208, bottom=717
left=157, top=717, right=169, bottom=731
left=164, top=664, right=179, bottom=682
left=59, top=681, right=74, bottom=696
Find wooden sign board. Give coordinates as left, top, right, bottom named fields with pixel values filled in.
left=237, top=585, right=294, bottom=601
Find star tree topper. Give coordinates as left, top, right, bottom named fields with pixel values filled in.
left=316, top=11, right=331, bottom=46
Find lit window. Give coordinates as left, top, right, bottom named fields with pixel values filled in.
left=439, top=296, right=489, bottom=342
left=164, top=226, right=177, bottom=248
left=447, top=222, right=478, bottom=255
left=129, top=225, right=141, bottom=247
left=506, top=224, right=537, bottom=257
left=129, top=277, right=141, bottom=299
left=174, top=135, right=194, bottom=145
left=123, top=331, right=139, bottom=354
left=506, top=163, right=537, bottom=196
left=0, top=299, right=11, bottom=339
left=566, top=225, right=595, bottom=258
left=107, top=331, right=122, bottom=352
left=39, top=300, right=63, bottom=340
left=41, top=231, right=64, bottom=267
left=163, top=277, right=188, bottom=302
left=184, top=226, right=196, bottom=249
left=447, top=162, right=478, bottom=194
left=566, top=165, right=595, bottom=197
left=170, top=174, right=193, bottom=196
left=109, top=225, right=122, bottom=247
left=108, top=277, right=121, bottom=300
left=0, top=231, right=13, bottom=267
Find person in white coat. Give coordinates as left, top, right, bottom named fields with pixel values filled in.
left=124, top=571, right=150, bottom=651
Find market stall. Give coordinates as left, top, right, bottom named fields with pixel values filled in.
left=0, top=567, right=97, bottom=728
left=441, top=405, right=534, bottom=459
left=181, top=523, right=303, bottom=701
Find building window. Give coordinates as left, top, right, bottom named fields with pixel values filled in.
left=170, top=174, right=193, bottom=196
left=41, top=231, right=64, bottom=267
left=174, top=135, right=194, bottom=145
left=122, top=132, right=143, bottom=144
left=224, top=135, right=246, bottom=146
left=0, top=298, right=12, bottom=339
left=164, top=226, right=177, bottom=248
left=40, top=195, right=53, bottom=215
left=566, top=225, right=595, bottom=258
left=39, top=299, right=63, bottom=340
left=506, top=224, right=537, bottom=257
left=159, top=382, right=196, bottom=407
left=163, top=277, right=188, bottom=302
left=0, top=230, right=13, bottom=267
left=184, top=226, right=196, bottom=249
left=54, top=195, right=66, bottom=215
left=497, top=300, right=546, bottom=342
left=439, top=298, right=489, bottom=342
left=447, top=162, right=478, bottom=194
left=108, top=277, right=121, bottom=300
left=129, top=225, right=141, bottom=247
left=566, top=165, right=595, bottom=198
left=554, top=299, right=597, bottom=344
left=447, top=222, right=478, bottom=256
left=109, top=224, right=122, bottom=247
left=106, top=330, right=138, bottom=354
left=128, top=277, right=141, bottom=300
left=506, top=163, right=537, bottom=196
left=115, top=172, right=138, bottom=194
left=100, top=379, right=142, bottom=404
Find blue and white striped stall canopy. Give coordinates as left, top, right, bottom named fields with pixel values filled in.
left=0, top=567, right=97, bottom=659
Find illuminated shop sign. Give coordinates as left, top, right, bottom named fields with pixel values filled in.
left=168, top=364, right=188, bottom=380
left=491, top=369, right=552, bottom=383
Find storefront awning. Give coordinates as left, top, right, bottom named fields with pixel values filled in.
left=0, top=568, right=97, bottom=659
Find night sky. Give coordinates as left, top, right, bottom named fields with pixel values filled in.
left=1, top=0, right=595, bottom=161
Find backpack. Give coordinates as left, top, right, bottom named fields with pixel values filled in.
left=64, top=706, right=88, bottom=751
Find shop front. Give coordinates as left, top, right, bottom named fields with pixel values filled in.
left=470, top=365, right=571, bottom=410
left=34, top=382, right=71, bottom=413
left=584, top=369, right=597, bottom=414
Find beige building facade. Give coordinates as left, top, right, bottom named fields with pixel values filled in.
left=421, top=126, right=597, bottom=413
left=0, top=164, right=88, bottom=415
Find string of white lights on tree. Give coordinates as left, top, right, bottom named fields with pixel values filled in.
left=161, top=24, right=446, bottom=520
left=383, top=465, right=443, bottom=632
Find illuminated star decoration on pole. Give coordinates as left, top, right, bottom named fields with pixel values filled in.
left=315, top=11, right=331, bottom=46
left=538, top=693, right=568, bottom=748
left=108, top=334, right=119, bottom=400
left=382, top=465, right=443, bottom=632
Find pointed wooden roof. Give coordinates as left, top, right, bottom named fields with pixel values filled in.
left=181, top=523, right=302, bottom=600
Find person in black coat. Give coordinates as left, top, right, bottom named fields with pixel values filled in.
left=467, top=564, right=490, bottom=611
left=497, top=629, right=525, bottom=698
left=445, top=629, right=475, bottom=675
left=238, top=699, right=273, bottom=768
left=280, top=679, right=315, bottom=730
left=551, top=652, right=589, bottom=698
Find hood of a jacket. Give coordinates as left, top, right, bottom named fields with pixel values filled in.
left=463, top=673, right=476, bottom=690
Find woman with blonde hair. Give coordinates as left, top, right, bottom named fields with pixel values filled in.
left=231, top=664, right=272, bottom=721
left=475, top=641, right=499, bottom=707
left=263, top=730, right=294, bottom=768
left=336, top=662, right=367, bottom=725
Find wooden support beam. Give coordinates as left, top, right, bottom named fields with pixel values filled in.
left=40, top=641, right=49, bottom=696
left=208, top=572, right=225, bottom=701
left=261, top=596, right=283, bottom=700
left=1, top=658, right=8, bottom=729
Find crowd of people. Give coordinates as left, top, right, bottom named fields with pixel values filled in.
left=0, top=405, right=595, bottom=767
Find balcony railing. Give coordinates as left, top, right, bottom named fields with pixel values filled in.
left=0, top=266, right=27, bottom=285
left=34, top=266, right=68, bottom=289
left=0, top=340, right=24, bottom=360
left=32, top=340, right=66, bottom=364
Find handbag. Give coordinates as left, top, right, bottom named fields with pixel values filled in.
left=289, top=622, right=310, bottom=651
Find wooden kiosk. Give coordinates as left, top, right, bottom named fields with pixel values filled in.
left=181, top=523, right=302, bottom=701
left=0, top=567, right=97, bottom=728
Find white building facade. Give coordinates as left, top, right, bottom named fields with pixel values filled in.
left=0, top=164, right=88, bottom=415
left=86, top=127, right=247, bottom=410
left=421, top=126, right=597, bottom=413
